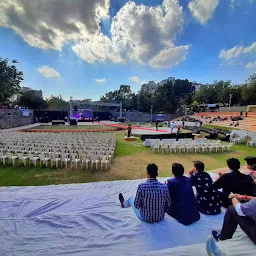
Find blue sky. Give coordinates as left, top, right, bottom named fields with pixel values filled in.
left=0, top=0, right=255, bottom=101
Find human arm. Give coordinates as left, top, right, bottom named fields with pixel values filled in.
left=134, top=185, right=142, bottom=209
left=214, top=174, right=224, bottom=189
left=166, top=188, right=171, bottom=208
left=229, top=193, right=256, bottom=216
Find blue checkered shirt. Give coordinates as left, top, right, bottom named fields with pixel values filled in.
left=134, top=178, right=171, bottom=223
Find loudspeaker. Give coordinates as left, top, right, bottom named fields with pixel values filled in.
left=69, top=119, right=77, bottom=125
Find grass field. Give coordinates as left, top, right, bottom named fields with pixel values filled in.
left=203, top=124, right=234, bottom=131
left=0, top=130, right=256, bottom=186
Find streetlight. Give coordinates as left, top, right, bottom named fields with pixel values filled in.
left=150, top=105, right=153, bottom=122
left=229, top=94, right=232, bottom=111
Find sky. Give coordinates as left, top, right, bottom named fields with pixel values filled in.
left=0, top=0, right=256, bottom=101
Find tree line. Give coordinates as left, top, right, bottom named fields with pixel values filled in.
left=1, top=57, right=256, bottom=112
left=101, top=75, right=256, bottom=113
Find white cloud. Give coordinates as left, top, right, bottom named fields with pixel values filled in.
left=188, top=0, right=219, bottom=24
left=230, top=0, right=254, bottom=8
left=72, top=0, right=190, bottom=68
left=149, top=45, right=190, bottom=68
left=72, top=33, right=124, bottom=64
left=128, top=76, right=147, bottom=84
left=246, top=62, right=256, bottom=69
left=95, top=78, right=106, bottom=83
left=38, top=66, right=60, bottom=78
left=0, top=0, right=110, bottom=50
left=219, top=41, right=256, bottom=61
left=0, top=0, right=189, bottom=69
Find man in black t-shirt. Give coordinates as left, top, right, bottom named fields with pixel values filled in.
left=214, top=158, right=254, bottom=207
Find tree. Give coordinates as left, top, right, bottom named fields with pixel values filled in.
left=100, top=85, right=133, bottom=109
left=18, top=91, right=47, bottom=109
left=137, top=90, right=153, bottom=112
left=0, top=58, right=23, bottom=104
left=46, top=95, right=69, bottom=110
left=241, top=74, right=256, bottom=105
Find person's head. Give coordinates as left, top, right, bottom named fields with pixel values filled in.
left=128, top=124, right=131, bottom=127
left=193, top=160, right=205, bottom=173
left=172, top=163, right=184, bottom=177
left=244, top=157, right=256, bottom=170
left=227, top=158, right=240, bottom=172
left=147, top=163, right=158, bottom=178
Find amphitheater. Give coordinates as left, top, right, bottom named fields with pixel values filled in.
left=195, top=112, right=256, bottom=131
left=1, top=113, right=255, bottom=256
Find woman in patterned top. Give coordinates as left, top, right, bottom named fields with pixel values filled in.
left=189, top=161, right=221, bottom=215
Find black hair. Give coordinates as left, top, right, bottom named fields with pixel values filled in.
left=252, top=164, right=256, bottom=171
left=227, top=158, right=240, bottom=172
left=172, top=163, right=184, bottom=177
left=193, top=160, right=205, bottom=172
left=244, top=157, right=256, bottom=167
left=147, top=163, right=158, bottom=178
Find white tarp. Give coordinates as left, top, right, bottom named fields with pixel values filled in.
left=0, top=176, right=254, bottom=256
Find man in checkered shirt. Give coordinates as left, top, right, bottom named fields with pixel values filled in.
left=119, top=163, right=171, bottom=223
left=212, top=193, right=256, bottom=244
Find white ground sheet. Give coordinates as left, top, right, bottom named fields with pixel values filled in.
left=0, top=176, right=255, bottom=256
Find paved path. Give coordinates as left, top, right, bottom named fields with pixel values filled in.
left=101, top=121, right=174, bottom=135
left=1, top=123, right=42, bottom=131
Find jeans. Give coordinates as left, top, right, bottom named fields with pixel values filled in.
left=124, top=197, right=143, bottom=221
left=221, top=206, right=256, bottom=244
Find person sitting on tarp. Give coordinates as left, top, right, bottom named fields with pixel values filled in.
left=214, top=158, right=254, bottom=208
left=119, top=164, right=171, bottom=223
left=165, top=163, right=200, bottom=225
left=189, top=161, right=221, bottom=215
left=212, top=193, right=256, bottom=244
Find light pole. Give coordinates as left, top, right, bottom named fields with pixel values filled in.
left=69, top=96, right=73, bottom=119
left=150, top=105, right=153, bottom=122
left=229, top=94, right=232, bottom=111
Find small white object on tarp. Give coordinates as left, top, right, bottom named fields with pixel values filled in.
left=0, top=175, right=255, bottom=256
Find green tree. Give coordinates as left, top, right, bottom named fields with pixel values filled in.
left=100, top=85, right=133, bottom=109
left=0, top=58, right=23, bottom=104
left=46, top=95, right=69, bottom=110
left=18, top=91, right=47, bottom=109
left=137, top=90, right=153, bottom=112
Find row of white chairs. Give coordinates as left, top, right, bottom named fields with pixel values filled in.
left=0, top=152, right=111, bottom=170
left=0, top=132, right=116, bottom=169
left=150, top=141, right=232, bottom=153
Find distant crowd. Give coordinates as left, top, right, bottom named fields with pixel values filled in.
left=119, top=157, right=256, bottom=244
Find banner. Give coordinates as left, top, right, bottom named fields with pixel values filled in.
left=20, top=109, right=30, bottom=117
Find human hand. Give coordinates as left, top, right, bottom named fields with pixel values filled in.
left=234, top=194, right=246, bottom=200
left=218, top=172, right=223, bottom=177
left=228, top=193, right=236, bottom=199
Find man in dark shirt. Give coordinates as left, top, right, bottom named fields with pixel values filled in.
left=119, top=164, right=171, bottom=223
left=214, top=158, right=254, bottom=207
left=166, top=163, right=200, bottom=225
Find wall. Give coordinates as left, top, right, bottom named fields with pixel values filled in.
left=219, top=106, right=247, bottom=112
left=247, top=105, right=256, bottom=112
left=0, top=109, right=33, bottom=129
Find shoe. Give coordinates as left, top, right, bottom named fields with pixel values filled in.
left=119, top=193, right=124, bottom=208
left=212, top=231, right=224, bottom=241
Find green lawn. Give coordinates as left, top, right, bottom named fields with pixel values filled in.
left=0, top=131, right=256, bottom=186
left=203, top=124, right=234, bottom=131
